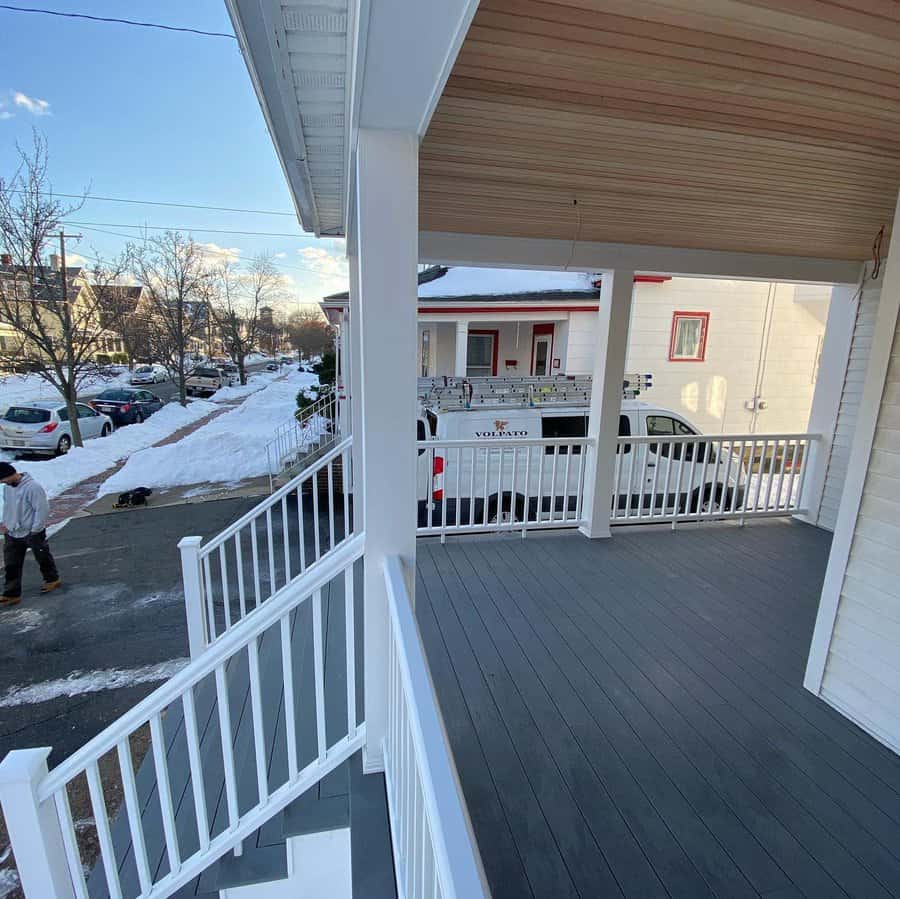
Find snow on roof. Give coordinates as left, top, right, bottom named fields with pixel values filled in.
left=417, top=267, right=596, bottom=298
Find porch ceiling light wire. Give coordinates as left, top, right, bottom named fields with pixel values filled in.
left=563, top=197, right=581, bottom=271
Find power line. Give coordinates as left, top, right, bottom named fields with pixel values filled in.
left=8, top=188, right=296, bottom=217
left=65, top=220, right=307, bottom=239
left=0, top=5, right=236, bottom=38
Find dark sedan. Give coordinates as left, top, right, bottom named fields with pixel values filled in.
left=90, top=388, right=164, bottom=425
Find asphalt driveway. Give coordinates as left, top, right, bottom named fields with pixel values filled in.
left=0, top=496, right=263, bottom=765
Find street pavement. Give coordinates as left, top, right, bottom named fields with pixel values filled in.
left=0, top=496, right=263, bottom=765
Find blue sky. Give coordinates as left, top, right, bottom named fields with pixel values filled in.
left=0, top=1, right=348, bottom=310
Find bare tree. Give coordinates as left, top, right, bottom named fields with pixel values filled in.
left=97, top=286, right=152, bottom=369
left=211, top=254, right=280, bottom=384
left=0, top=133, right=129, bottom=447
left=287, top=308, right=334, bottom=359
left=130, top=231, right=212, bottom=405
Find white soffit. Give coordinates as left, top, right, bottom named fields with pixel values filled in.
left=282, top=1, right=349, bottom=236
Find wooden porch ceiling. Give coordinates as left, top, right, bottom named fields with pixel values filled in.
left=420, top=0, right=900, bottom=260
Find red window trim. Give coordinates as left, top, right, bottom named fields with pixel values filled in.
left=531, top=323, right=554, bottom=376
left=468, top=328, right=499, bottom=376
left=668, top=311, right=709, bottom=362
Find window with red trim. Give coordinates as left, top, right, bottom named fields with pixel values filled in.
left=668, top=312, right=709, bottom=362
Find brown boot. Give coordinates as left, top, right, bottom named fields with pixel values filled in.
left=0, top=595, right=20, bottom=606
left=40, top=580, right=61, bottom=594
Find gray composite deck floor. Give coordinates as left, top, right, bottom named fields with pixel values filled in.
left=415, top=520, right=900, bottom=899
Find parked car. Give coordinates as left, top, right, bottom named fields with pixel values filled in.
left=266, top=362, right=279, bottom=372
left=279, top=355, right=293, bottom=364
left=186, top=366, right=225, bottom=397
left=130, top=364, right=168, bottom=385
left=221, top=363, right=240, bottom=384
left=91, top=388, right=164, bottom=425
left=0, top=402, right=112, bottom=456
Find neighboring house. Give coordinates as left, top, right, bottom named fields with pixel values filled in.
left=324, top=266, right=831, bottom=433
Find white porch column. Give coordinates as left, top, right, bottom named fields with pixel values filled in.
left=355, top=129, right=418, bottom=773
left=348, top=253, right=364, bottom=535
left=454, top=319, right=469, bottom=376
left=580, top=269, right=635, bottom=539
left=796, top=278, right=862, bottom=525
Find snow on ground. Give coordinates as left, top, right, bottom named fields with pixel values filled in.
left=0, top=867, right=18, bottom=899
left=101, top=369, right=318, bottom=494
left=3, top=398, right=218, bottom=500
left=0, top=368, right=131, bottom=413
left=208, top=367, right=281, bottom=402
left=418, top=266, right=596, bottom=297
left=0, top=658, right=189, bottom=708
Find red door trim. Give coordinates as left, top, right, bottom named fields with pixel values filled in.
left=469, top=328, right=499, bottom=376
left=531, top=323, right=554, bottom=375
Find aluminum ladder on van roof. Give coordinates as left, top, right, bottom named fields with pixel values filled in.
left=417, top=374, right=651, bottom=411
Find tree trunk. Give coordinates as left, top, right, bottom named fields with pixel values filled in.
left=238, top=356, right=247, bottom=385
left=64, top=384, right=83, bottom=448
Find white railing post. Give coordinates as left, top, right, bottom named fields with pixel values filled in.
left=0, top=748, right=76, bottom=899
left=581, top=269, right=635, bottom=538
left=178, top=536, right=208, bottom=660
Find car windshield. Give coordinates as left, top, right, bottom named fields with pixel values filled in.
left=95, top=390, right=135, bottom=401
left=4, top=407, right=51, bottom=424
left=135, top=366, right=152, bottom=373
left=193, top=367, right=219, bottom=377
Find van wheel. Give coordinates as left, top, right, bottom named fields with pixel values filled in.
left=690, top=485, right=726, bottom=514
left=56, top=435, right=72, bottom=456
left=487, top=492, right=525, bottom=525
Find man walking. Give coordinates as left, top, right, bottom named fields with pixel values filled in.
left=0, top=462, right=60, bottom=606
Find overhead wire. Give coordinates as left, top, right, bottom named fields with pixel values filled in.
left=0, top=5, right=237, bottom=38
left=64, top=220, right=308, bottom=239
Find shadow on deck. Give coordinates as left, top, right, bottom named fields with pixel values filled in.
left=416, top=520, right=900, bottom=899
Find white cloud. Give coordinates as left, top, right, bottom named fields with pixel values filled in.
left=197, top=242, right=241, bottom=264
left=273, top=251, right=287, bottom=259
left=0, top=110, right=12, bottom=121
left=12, top=91, right=50, bottom=116
left=297, top=245, right=348, bottom=294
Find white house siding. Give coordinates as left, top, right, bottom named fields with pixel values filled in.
left=816, top=278, right=880, bottom=530
left=564, top=311, right=597, bottom=374
left=819, top=295, right=900, bottom=754
left=625, top=278, right=830, bottom=434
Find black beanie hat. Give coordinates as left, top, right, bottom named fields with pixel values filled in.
left=0, top=463, right=17, bottom=479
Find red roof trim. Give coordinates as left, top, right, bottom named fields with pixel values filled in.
left=419, top=304, right=600, bottom=314
left=592, top=275, right=672, bottom=288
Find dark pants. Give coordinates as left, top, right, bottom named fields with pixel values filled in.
left=3, top=531, right=58, bottom=598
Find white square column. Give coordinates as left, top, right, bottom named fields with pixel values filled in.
left=454, top=319, right=469, bottom=376
left=580, top=269, right=635, bottom=539
left=355, top=129, right=419, bottom=772
left=348, top=253, right=364, bottom=534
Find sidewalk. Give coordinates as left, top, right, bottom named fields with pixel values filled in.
left=48, top=399, right=242, bottom=527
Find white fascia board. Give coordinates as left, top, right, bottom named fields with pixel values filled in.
left=226, top=0, right=320, bottom=235
left=420, top=311, right=569, bottom=323
left=357, top=0, right=480, bottom=134
left=419, top=231, right=862, bottom=285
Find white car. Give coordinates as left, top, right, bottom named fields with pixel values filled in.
left=130, top=364, right=168, bottom=385
left=0, top=401, right=113, bottom=456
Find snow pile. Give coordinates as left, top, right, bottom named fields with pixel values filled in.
left=101, top=369, right=319, bottom=493
left=418, top=267, right=596, bottom=298
left=0, top=368, right=131, bottom=413
left=6, top=398, right=218, bottom=500
left=209, top=368, right=282, bottom=403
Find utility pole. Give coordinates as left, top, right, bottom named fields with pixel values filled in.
left=58, top=231, right=84, bottom=446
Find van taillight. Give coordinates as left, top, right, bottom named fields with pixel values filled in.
left=432, top=455, right=445, bottom=501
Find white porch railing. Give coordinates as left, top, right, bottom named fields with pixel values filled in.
left=0, top=534, right=366, bottom=899
left=179, top=436, right=353, bottom=653
left=265, top=390, right=337, bottom=478
left=610, top=432, right=817, bottom=525
left=416, top=438, right=591, bottom=538
left=383, top=556, right=491, bottom=899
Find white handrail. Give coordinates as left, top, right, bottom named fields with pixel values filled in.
left=182, top=436, right=353, bottom=648
left=611, top=431, right=818, bottom=525
left=265, top=391, right=337, bottom=476
left=383, top=556, right=491, bottom=899
left=5, top=534, right=366, bottom=899
left=417, top=437, right=592, bottom=538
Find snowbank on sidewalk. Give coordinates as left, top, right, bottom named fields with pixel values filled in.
left=7, top=398, right=218, bottom=500
left=100, top=370, right=319, bottom=493
left=209, top=368, right=281, bottom=403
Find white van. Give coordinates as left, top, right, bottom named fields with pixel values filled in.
left=416, top=400, right=746, bottom=527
